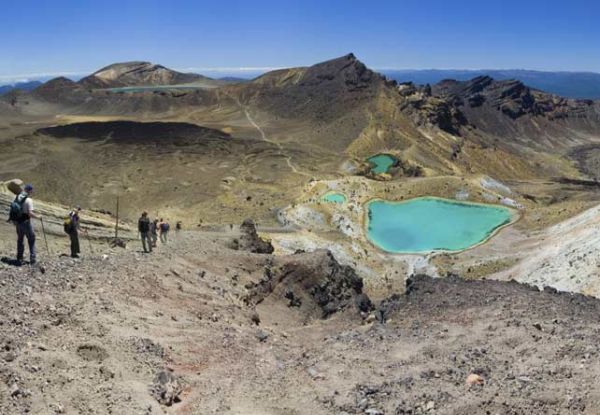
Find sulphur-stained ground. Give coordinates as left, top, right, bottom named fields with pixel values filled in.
left=2, top=226, right=600, bottom=414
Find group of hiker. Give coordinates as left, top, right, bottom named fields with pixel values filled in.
left=137, top=212, right=172, bottom=253
left=7, top=182, right=180, bottom=265
left=7, top=183, right=89, bottom=264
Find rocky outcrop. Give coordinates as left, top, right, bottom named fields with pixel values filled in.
left=431, top=76, right=598, bottom=121
left=234, top=219, right=274, bottom=254
left=398, top=83, right=468, bottom=135
left=247, top=250, right=372, bottom=318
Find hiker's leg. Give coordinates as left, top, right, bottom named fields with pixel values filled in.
left=16, top=223, right=25, bottom=261
left=70, top=232, right=79, bottom=257
left=146, top=234, right=152, bottom=252
left=25, top=221, right=36, bottom=263
left=74, top=232, right=80, bottom=255
left=141, top=233, right=148, bottom=252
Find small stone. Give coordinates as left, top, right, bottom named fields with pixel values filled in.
left=9, top=383, right=21, bottom=397
left=307, top=367, right=324, bottom=380
left=466, top=373, right=484, bottom=387
left=255, top=330, right=269, bottom=342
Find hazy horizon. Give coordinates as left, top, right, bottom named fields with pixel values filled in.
left=3, top=63, right=600, bottom=85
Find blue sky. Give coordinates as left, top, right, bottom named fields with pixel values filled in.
left=1, top=0, right=599, bottom=82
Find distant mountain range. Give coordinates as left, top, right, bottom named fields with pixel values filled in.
left=0, top=80, right=43, bottom=95
left=382, top=69, right=600, bottom=100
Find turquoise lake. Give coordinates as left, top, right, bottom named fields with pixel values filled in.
left=321, top=192, right=347, bottom=203
left=366, top=197, right=513, bottom=253
left=105, top=86, right=202, bottom=93
left=368, top=154, right=397, bottom=174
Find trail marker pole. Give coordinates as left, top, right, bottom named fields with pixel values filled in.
left=114, top=196, right=119, bottom=240
left=40, top=217, right=50, bottom=255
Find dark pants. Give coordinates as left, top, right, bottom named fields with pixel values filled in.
left=16, top=220, right=36, bottom=263
left=69, top=231, right=80, bottom=257
left=141, top=232, right=152, bottom=252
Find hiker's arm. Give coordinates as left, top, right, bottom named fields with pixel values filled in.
left=29, top=211, right=41, bottom=219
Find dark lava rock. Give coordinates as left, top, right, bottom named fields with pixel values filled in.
left=151, top=370, right=183, bottom=406
left=235, top=219, right=274, bottom=254
left=248, top=250, right=372, bottom=319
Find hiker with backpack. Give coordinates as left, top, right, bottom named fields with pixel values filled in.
left=64, top=206, right=82, bottom=258
left=8, top=184, right=41, bottom=265
left=138, top=211, right=152, bottom=253
left=159, top=218, right=170, bottom=244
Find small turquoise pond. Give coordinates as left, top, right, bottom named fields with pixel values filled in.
left=366, top=197, right=513, bottom=253
left=368, top=154, right=397, bottom=174
left=321, top=192, right=347, bottom=203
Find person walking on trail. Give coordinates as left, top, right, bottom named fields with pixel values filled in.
left=138, top=211, right=152, bottom=253
left=150, top=219, right=159, bottom=248
left=66, top=206, right=82, bottom=258
left=159, top=218, right=170, bottom=244
left=9, top=184, right=41, bottom=265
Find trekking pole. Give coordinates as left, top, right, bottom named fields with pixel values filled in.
left=40, top=217, right=50, bottom=255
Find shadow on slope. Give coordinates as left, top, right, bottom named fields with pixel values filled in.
left=36, top=120, right=231, bottom=145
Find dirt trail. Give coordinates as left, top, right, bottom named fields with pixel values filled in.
left=243, top=108, right=312, bottom=178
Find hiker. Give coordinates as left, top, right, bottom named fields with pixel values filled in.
left=159, top=218, right=170, bottom=244
left=66, top=206, right=82, bottom=258
left=138, top=211, right=152, bottom=253
left=176, top=221, right=182, bottom=231
left=150, top=219, right=159, bottom=248
left=9, top=184, right=41, bottom=265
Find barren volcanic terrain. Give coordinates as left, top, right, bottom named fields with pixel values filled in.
left=2, top=54, right=600, bottom=414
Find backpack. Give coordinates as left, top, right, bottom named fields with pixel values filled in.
left=160, top=223, right=170, bottom=232
left=63, top=217, right=73, bottom=234
left=8, top=195, right=28, bottom=223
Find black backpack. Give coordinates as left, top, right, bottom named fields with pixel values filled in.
left=8, top=195, right=28, bottom=223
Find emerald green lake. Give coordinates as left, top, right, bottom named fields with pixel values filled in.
left=366, top=197, right=513, bottom=253
left=368, top=154, right=397, bottom=174
left=321, top=192, right=347, bottom=203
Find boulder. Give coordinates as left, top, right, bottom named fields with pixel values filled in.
left=236, top=219, right=274, bottom=254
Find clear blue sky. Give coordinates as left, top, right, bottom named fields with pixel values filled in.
left=2, top=0, right=599, bottom=81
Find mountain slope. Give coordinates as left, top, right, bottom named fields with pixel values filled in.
left=77, top=61, right=210, bottom=88
left=0, top=80, right=43, bottom=95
